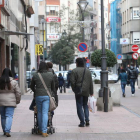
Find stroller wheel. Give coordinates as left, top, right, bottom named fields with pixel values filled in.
left=50, top=128, right=54, bottom=134
left=32, top=128, right=34, bottom=134
left=53, top=128, right=55, bottom=133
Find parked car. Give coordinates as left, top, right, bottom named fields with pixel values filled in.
left=26, top=71, right=36, bottom=88
left=90, top=70, right=118, bottom=81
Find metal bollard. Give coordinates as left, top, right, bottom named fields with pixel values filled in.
left=103, top=86, right=109, bottom=112
left=64, top=80, right=66, bottom=93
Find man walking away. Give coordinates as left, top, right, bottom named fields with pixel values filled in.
left=70, top=58, right=93, bottom=127
left=127, top=63, right=138, bottom=96
left=115, top=69, right=127, bottom=97
left=67, top=70, right=72, bottom=88
left=125, top=64, right=130, bottom=74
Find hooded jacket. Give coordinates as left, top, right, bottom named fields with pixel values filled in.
left=0, top=77, right=21, bottom=107
left=128, top=66, right=138, bottom=79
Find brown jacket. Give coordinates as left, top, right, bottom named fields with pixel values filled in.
left=0, top=77, right=21, bottom=107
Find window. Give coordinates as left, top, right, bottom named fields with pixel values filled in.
left=132, top=7, right=140, bottom=19
left=0, top=0, right=2, bottom=5
left=132, top=32, right=140, bottom=43
left=46, top=6, right=59, bottom=16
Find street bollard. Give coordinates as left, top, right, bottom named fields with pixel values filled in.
left=64, top=80, right=66, bottom=93
left=103, top=86, right=109, bottom=112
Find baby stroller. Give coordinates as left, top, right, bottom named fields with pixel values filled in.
left=31, top=106, right=55, bottom=135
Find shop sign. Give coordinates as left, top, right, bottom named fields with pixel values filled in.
left=120, top=38, right=129, bottom=44
left=46, top=17, right=61, bottom=22
left=47, top=34, right=60, bottom=40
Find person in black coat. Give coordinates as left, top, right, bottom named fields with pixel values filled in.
left=67, top=70, right=72, bottom=88
left=58, top=73, right=64, bottom=93
left=127, top=63, right=138, bottom=96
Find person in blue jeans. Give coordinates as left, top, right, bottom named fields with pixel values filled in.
left=0, top=68, right=21, bottom=137
left=31, top=62, right=55, bottom=137
left=70, top=58, right=93, bottom=127
left=116, top=69, right=128, bottom=97
left=127, top=63, right=138, bottom=96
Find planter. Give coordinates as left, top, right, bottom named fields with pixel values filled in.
left=93, top=81, right=121, bottom=106
left=138, top=76, right=140, bottom=89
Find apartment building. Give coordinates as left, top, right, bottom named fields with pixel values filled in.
left=121, top=0, right=140, bottom=66
left=0, top=0, right=34, bottom=94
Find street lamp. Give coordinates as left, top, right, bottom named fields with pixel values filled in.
left=77, top=1, right=89, bottom=42
left=40, top=18, right=46, bottom=61
left=99, top=0, right=108, bottom=112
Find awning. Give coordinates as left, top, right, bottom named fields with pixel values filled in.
left=0, top=31, right=33, bottom=35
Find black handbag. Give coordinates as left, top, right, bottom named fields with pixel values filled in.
left=74, top=68, right=86, bottom=96
left=29, top=98, right=36, bottom=111
left=127, top=80, right=130, bottom=86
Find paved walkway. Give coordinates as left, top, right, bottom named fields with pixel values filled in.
left=0, top=87, right=140, bottom=139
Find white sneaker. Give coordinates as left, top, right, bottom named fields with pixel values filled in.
left=132, top=94, right=135, bottom=97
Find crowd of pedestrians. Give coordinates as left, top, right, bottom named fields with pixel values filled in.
left=0, top=58, right=139, bottom=138
left=0, top=58, right=93, bottom=137
left=116, top=63, right=138, bottom=97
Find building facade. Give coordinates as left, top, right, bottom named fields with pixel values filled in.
left=0, top=0, right=34, bottom=94
left=121, top=0, right=140, bottom=67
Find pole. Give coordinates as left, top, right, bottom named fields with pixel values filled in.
left=99, top=0, right=108, bottom=111
left=45, top=0, right=48, bottom=60
left=82, top=13, right=85, bottom=42
left=42, top=22, right=45, bottom=61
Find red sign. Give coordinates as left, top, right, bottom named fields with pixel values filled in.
left=132, top=52, right=139, bottom=60
left=46, top=17, right=61, bottom=22
left=78, top=42, right=88, bottom=52
left=131, top=45, right=139, bottom=52
left=86, top=59, right=90, bottom=63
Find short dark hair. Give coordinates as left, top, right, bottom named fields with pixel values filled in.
left=46, top=62, right=53, bottom=68
left=38, top=61, right=48, bottom=73
left=76, top=58, right=84, bottom=67
left=121, top=69, right=126, bottom=73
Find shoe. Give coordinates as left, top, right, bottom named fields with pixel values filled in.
left=3, top=132, right=6, bottom=135
left=123, top=94, right=125, bottom=97
left=42, top=133, right=48, bottom=137
left=38, top=130, right=42, bottom=135
left=132, top=94, right=135, bottom=97
left=78, top=124, right=84, bottom=127
left=85, top=121, right=90, bottom=126
left=5, top=133, right=11, bottom=137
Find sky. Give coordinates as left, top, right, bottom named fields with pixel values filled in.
left=87, top=0, right=93, bottom=7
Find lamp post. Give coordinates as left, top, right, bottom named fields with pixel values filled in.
left=99, top=0, right=108, bottom=112
left=40, top=18, right=46, bottom=61
left=77, top=1, right=88, bottom=42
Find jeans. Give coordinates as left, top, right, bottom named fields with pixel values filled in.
left=35, top=96, right=50, bottom=133
left=121, top=82, right=126, bottom=94
left=130, top=79, right=136, bottom=94
left=0, top=106, right=15, bottom=133
left=75, top=96, right=89, bottom=125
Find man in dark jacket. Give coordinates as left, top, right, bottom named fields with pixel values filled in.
left=127, top=63, right=138, bottom=96
left=67, top=70, right=72, bottom=88
left=70, top=58, right=93, bottom=127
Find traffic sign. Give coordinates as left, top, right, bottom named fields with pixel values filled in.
left=138, top=49, right=140, bottom=53
left=132, top=52, right=139, bottom=60
left=131, top=45, right=139, bottom=52
left=78, top=42, right=88, bottom=52
left=86, top=63, right=90, bottom=68
left=117, top=54, right=122, bottom=60
left=35, top=44, right=43, bottom=55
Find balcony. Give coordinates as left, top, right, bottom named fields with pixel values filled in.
left=0, top=0, right=10, bottom=16
left=25, top=0, right=34, bottom=18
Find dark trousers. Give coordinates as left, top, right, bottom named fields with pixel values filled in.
left=75, top=95, right=89, bottom=125
left=121, top=82, right=126, bottom=94
left=130, top=79, right=136, bottom=94
left=59, top=86, right=63, bottom=93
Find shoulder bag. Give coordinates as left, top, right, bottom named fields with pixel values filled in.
left=74, top=68, right=86, bottom=96
left=38, top=73, right=57, bottom=112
